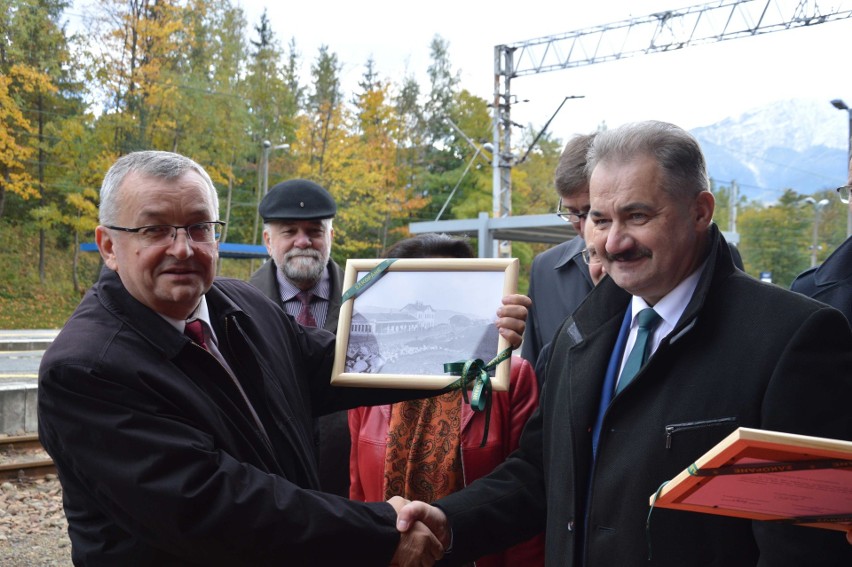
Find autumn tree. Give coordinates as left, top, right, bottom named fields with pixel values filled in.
left=393, top=74, right=427, bottom=205
left=245, top=10, right=298, bottom=149
left=416, top=35, right=465, bottom=220
left=170, top=0, right=254, bottom=251
left=738, top=189, right=812, bottom=285
left=2, top=0, right=86, bottom=283
left=87, top=0, right=185, bottom=153
left=338, top=66, right=428, bottom=258
left=423, top=35, right=458, bottom=145
left=441, top=90, right=494, bottom=221
left=0, top=65, right=41, bottom=218
left=297, top=44, right=345, bottom=182
left=240, top=10, right=300, bottom=248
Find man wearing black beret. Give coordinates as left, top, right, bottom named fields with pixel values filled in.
left=250, top=178, right=349, bottom=497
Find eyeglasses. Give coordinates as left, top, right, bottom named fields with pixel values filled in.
left=106, top=221, right=226, bottom=247
left=581, top=247, right=602, bottom=265
left=556, top=200, right=589, bottom=223
left=837, top=185, right=850, bottom=204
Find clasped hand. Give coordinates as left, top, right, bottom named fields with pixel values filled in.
left=388, top=497, right=451, bottom=567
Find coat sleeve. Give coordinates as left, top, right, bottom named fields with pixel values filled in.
left=520, top=256, right=544, bottom=365
left=753, top=306, right=852, bottom=566
left=38, top=360, right=401, bottom=566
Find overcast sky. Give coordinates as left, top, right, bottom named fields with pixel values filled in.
left=240, top=0, right=851, bottom=143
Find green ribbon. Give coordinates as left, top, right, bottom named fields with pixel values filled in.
left=646, top=480, right=670, bottom=561
left=688, top=458, right=851, bottom=476
left=340, top=258, right=397, bottom=303
left=442, top=347, right=512, bottom=447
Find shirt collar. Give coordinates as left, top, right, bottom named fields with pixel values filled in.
left=161, top=296, right=217, bottom=342
left=275, top=261, right=331, bottom=301
left=630, top=258, right=708, bottom=332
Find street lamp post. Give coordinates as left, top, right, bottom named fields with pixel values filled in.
left=803, top=197, right=831, bottom=267
left=250, top=140, right=289, bottom=271
left=261, top=139, right=290, bottom=197
left=830, top=99, right=852, bottom=237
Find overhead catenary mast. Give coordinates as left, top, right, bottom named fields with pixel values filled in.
left=490, top=0, right=852, bottom=257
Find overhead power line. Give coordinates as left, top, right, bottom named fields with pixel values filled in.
left=490, top=0, right=852, bottom=252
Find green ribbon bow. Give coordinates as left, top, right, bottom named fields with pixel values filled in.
left=443, top=347, right=512, bottom=447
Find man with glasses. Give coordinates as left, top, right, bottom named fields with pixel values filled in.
left=790, top=169, right=852, bottom=324
left=396, top=122, right=851, bottom=566
left=37, top=150, right=531, bottom=565
left=522, top=132, right=597, bottom=372
left=533, top=221, right=606, bottom=381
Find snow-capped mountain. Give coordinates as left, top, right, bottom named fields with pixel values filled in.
left=690, top=98, right=848, bottom=203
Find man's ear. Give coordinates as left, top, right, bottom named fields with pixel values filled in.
left=95, top=226, right=119, bottom=271
left=695, top=190, right=715, bottom=229
left=262, top=228, right=273, bottom=255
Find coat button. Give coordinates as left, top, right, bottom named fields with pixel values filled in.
left=567, top=520, right=575, bottom=532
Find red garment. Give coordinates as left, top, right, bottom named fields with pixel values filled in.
left=349, top=356, right=545, bottom=567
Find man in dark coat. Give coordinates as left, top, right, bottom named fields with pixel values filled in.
left=249, top=179, right=343, bottom=335
left=38, top=151, right=529, bottom=565
left=396, top=121, right=852, bottom=566
left=249, top=179, right=349, bottom=497
left=521, top=133, right=596, bottom=372
left=790, top=167, right=852, bottom=325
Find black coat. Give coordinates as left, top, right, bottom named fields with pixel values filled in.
left=38, top=270, right=415, bottom=566
left=521, top=237, right=593, bottom=371
left=437, top=227, right=852, bottom=566
left=791, top=235, right=852, bottom=326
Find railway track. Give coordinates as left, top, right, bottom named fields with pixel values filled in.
left=0, top=433, right=57, bottom=481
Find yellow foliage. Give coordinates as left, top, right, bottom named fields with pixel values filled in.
left=0, top=64, right=56, bottom=201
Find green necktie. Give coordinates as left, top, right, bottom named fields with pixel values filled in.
left=616, top=308, right=661, bottom=395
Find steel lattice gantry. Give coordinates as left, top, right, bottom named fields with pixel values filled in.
left=489, top=0, right=852, bottom=255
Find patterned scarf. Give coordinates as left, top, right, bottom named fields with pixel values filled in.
left=383, top=390, right=464, bottom=502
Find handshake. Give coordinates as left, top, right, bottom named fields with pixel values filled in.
left=388, top=497, right=450, bottom=567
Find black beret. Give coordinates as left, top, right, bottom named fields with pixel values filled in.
left=259, top=179, right=337, bottom=221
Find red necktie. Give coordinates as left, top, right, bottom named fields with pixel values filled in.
left=184, top=319, right=209, bottom=350
left=295, top=291, right=317, bottom=327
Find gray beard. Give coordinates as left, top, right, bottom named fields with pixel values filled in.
left=279, top=249, right=327, bottom=286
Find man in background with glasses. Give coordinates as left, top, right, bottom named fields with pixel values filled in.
left=37, top=150, right=531, bottom=565
left=521, top=132, right=597, bottom=374
left=533, top=221, right=606, bottom=381
left=790, top=161, right=852, bottom=324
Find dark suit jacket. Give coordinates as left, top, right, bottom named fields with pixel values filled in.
left=437, top=226, right=852, bottom=567
left=249, top=258, right=350, bottom=497
left=521, top=237, right=593, bottom=372
left=791, top=235, right=852, bottom=325
left=38, top=270, right=420, bottom=565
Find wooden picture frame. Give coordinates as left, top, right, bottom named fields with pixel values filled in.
left=651, top=427, right=852, bottom=532
left=331, top=257, right=519, bottom=391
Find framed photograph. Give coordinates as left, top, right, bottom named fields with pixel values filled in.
left=332, top=258, right=519, bottom=391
